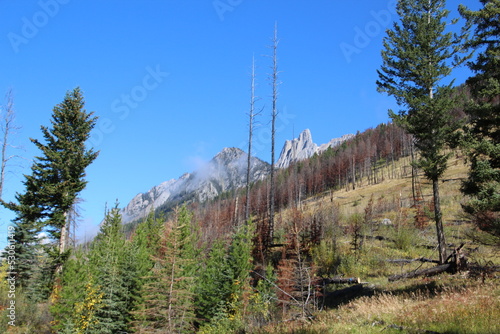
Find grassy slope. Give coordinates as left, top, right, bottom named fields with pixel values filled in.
left=261, top=155, right=500, bottom=334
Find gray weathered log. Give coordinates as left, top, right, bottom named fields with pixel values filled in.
left=388, top=264, right=452, bottom=282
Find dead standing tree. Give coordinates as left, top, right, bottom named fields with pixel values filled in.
left=268, top=22, right=280, bottom=246
left=0, top=89, right=21, bottom=201
left=245, top=56, right=262, bottom=222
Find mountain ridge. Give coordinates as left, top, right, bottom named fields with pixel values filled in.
left=120, top=130, right=354, bottom=224
left=120, top=147, right=270, bottom=224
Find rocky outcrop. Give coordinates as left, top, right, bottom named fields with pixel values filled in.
left=276, top=129, right=318, bottom=169
left=277, top=129, right=354, bottom=169
left=318, top=134, right=355, bottom=153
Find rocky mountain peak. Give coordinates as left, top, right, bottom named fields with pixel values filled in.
left=277, top=129, right=354, bottom=169
left=212, top=147, right=246, bottom=167
left=276, top=129, right=318, bottom=169
left=120, top=147, right=269, bottom=225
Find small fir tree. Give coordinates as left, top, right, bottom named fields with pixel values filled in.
left=51, top=250, right=96, bottom=332
left=87, top=205, right=141, bottom=334
left=133, top=206, right=197, bottom=333
left=195, top=240, right=231, bottom=323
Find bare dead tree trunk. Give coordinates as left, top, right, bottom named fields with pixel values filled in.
left=0, top=89, right=19, bottom=200
left=351, top=156, right=356, bottom=190
left=269, top=22, right=279, bottom=245
left=245, top=56, right=257, bottom=222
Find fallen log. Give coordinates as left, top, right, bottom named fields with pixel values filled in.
left=321, top=277, right=361, bottom=285
left=388, top=264, right=452, bottom=282
left=387, top=257, right=440, bottom=265
left=388, top=243, right=469, bottom=282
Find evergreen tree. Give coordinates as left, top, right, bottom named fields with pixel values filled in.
left=195, top=240, right=231, bottom=322
left=88, top=205, right=140, bottom=334
left=176, top=206, right=201, bottom=280
left=226, top=221, right=255, bottom=309
left=3, top=211, right=42, bottom=288
left=133, top=206, right=197, bottom=333
left=133, top=211, right=165, bottom=280
left=459, top=0, right=500, bottom=240
left=51, top=250, right=101, bottom=333
left=32, top=87, right=99, bottom=257
left=376, top=0, right=471, bottom=263
left=195, top=221, right=256, bottom=332
left=2, top=157, right=49, bottom=288
left=2, top=87, right=98, bottom=289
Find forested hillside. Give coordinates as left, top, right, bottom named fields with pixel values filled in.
left=2, top=118, right=498, bottom=333
left=1, top=0, right=499, bottom=333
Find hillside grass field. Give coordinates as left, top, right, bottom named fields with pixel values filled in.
left=256, top=155, right=500, bottom=334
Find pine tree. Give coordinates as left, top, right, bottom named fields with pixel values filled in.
left=376, top=0, right=471, bottom=263
left=459, top=0, right=500, bottom=240
left=3, top=210, right=42, bottom=288
left=2, top=153, right=48, bottom=288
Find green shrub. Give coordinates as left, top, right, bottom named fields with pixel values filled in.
left=311, top=240, right=337, bottom=276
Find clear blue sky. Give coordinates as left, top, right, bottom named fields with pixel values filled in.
left=0, top=0, right=477, bottom=244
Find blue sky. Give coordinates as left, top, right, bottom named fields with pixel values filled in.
left=0, top=0, right=477, bottom=244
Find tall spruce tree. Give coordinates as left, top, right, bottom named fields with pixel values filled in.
left=2, top=87, right=98, bottom=290
left=3, top=87, right=98, bottom=260
left=459, top=1, right=500, bottom=241
left=377, top=0, right=470, bottom=263
left=32, top=87, right=99, bottom=256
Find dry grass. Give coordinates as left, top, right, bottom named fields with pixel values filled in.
left=259, top=156, right=499, bottom=334
left=257, top=280, right=500, bottom=334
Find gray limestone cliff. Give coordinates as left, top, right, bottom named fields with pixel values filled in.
left=277, top=129, right=354, bottom=169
